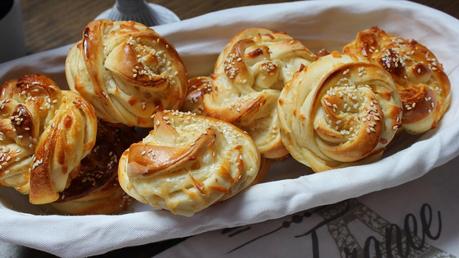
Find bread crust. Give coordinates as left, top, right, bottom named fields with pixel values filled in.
left=65, top=20, right=188, bottom=127
left=344, top=27, right=451, bottom=134
left=278, top=54, right=402, bottom=171
left=118, top=110, right=261, bottom=216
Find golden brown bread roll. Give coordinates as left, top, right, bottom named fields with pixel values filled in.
left=185, top=28, right=317, bottom=159
left=51, top=183, right=128, bottom=215
left=183, top=76, right=213, bottom=115
left=52, top=122, right=137, bottom=215
left=118, top=110, right=260, bottom=216
left=343, top=27, right=451, bottom=134
left=0, top=74, right=97, bottom=204
left=65, top=19, right=188, bottom=127
left=278, top=53, right=403, bottom=172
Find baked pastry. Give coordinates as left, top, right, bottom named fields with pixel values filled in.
left=65, top=19, right=188, bottom=127
left=343, top=27, right=451, bottom=134
left=278, top=53, right=403, bottom=172
left=0, top=74, right=97, bottom=204
left=194, top=28, right=317, bottom=159
left=118, top=110, right=260, bottom=216
left=52, top=122, right=137, bottom=215
left=183, top=76, right=213, bottom=115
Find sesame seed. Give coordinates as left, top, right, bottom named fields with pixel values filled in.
left=31, top=159, right=43, bottom=170
left=323, top=99, right=332, bottom=107
left=358, top=67, right=366, bottom=77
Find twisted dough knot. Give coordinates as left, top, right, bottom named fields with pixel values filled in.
left=278, top=54, right=402, bottom=172
left=118, top=111, right=260, bottom=216
left=190, top=28, right=316, bottom=159
left=66, top=20, right=188, bottom=127
left=52, top=122, right=137, bottom=214
left=0, top=74, right=97, bottom=204
left=344, top=27, right=451, bottom=134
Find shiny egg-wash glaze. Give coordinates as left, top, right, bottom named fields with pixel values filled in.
left=184, top=28, right=317, bottom=159
left=0, top=74, right=97, bottom=204
left=65, top=20, right=188, bottom=127
left=278, top=53, right=402, bottom=172
left=118, top=110, right=260, bottom=216
left=344, top=27, right=451, bottom=134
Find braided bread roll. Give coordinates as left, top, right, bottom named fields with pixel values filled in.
left=118, top=111, right=260, bottom=216
left=198, top=28, right=317, bottom=159
left=65, top=20, right=188, bottom=127
left=52, top=122, right=136, bottom=214
left=343, top=27, right=451, bottom=134
left=0, top=74, right=97, bottom=204
left=278, top=53, right=403, bottom=172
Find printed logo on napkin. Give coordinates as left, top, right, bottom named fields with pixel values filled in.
left=157, top=158, right=459, bottom=258
left=224, top=199, right=452, bottom=258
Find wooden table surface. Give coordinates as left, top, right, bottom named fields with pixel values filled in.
left=21, top=0, right=459, bottom=54
left=2, top=0, right=459, bottom=257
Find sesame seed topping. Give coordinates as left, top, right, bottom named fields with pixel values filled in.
left=358, top=67, right=366, bottom=77
left=0, top=99, right=10, bottom=110
left=262, top=62, right=277, bottom=74
left=224, top=52, right=241, bottom=79
left=404, top=102, right=416, bottom=111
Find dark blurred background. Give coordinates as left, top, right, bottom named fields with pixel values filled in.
left=20, top=0, right=459, bottom=53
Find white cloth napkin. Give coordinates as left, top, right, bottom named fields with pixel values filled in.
left=0, top=1, right=459, bottom=257
left=157, top=155, right=459, bottom=258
